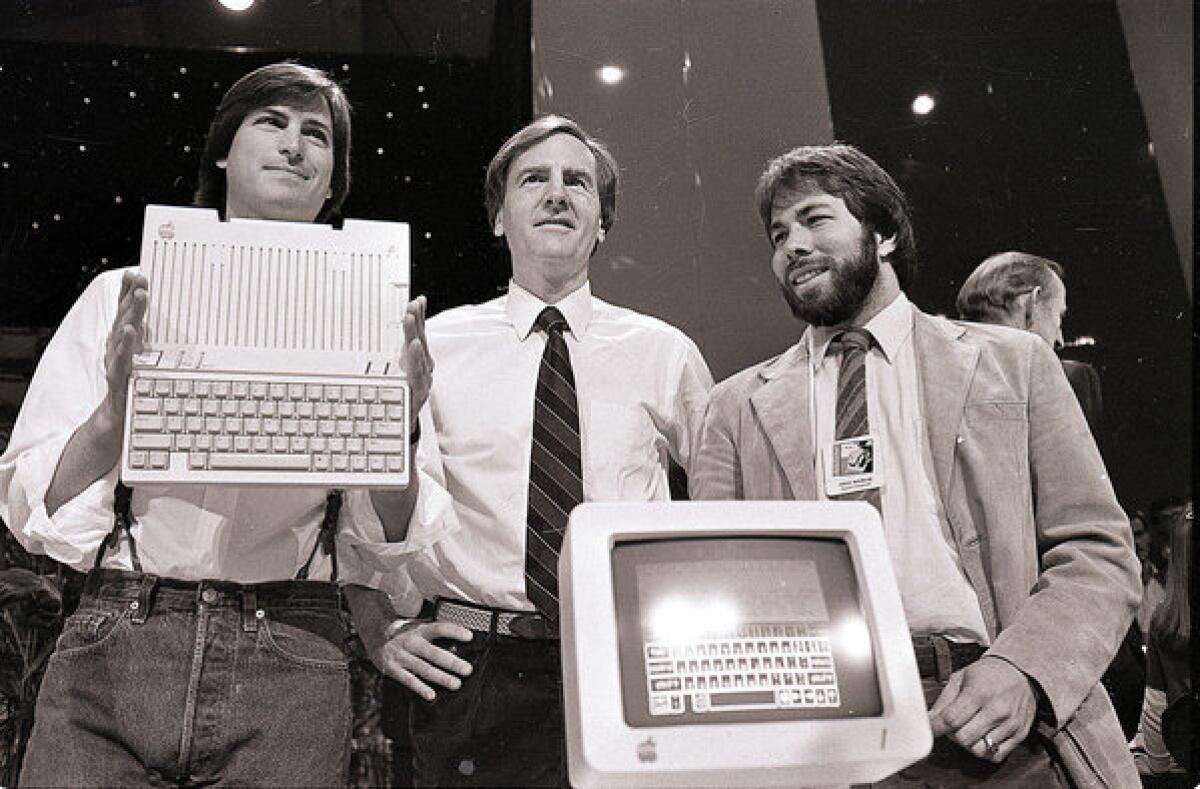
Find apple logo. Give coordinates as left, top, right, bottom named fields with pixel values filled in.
left=637, top=737, right=657, bottom=763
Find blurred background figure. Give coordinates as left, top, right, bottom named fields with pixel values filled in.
left=1131, top=501, right=1194, bottom=786
left=956, top=252, right=1102, bottom=435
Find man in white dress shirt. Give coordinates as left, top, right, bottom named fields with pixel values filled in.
left=350, top=115, right=713, bottom=786
left=0, top=62, right=435, bottom=786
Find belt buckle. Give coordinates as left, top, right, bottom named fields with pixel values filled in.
left=508, top=613, right=558, bottom=640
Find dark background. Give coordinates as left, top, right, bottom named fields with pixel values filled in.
left=0, top=0, right=1191, bottom=512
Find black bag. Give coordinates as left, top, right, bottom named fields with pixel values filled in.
left=1162, top=687, right=1197, bottom=777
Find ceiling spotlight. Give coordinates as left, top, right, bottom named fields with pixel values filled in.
left=598, top=65, right=625, bottom=85
left=219, top=0, right=255, bottom=11
left=912, top=93, right=935, bottom=116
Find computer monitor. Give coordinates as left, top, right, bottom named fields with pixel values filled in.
left=559, top=501, right=931, bottom=787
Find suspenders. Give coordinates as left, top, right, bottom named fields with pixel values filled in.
left=96, top=482, right=344, bottom=582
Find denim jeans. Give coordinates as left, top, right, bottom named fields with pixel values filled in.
left=20, top=569, right=353, bottom=787
left=409, top=631, right=567, bottom=787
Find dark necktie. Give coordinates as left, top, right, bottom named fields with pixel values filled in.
left=525, top=306, right=583, bottom=619
left=829, top=328, right=881, bottom=512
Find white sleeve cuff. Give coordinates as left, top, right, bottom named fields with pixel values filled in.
left=338, top=467, right=457, bottom=574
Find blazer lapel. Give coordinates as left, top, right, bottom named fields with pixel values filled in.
left=914, top=311, right=978, bottom=506
left=749, top=343, right=818, bottom=499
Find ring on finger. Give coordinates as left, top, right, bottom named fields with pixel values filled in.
left=981, top=732, right=999, bottom=755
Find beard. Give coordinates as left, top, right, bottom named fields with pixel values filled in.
left=778, top=232, right=879, bottom=326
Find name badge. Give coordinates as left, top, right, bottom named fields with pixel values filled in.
left=823, top=434, right=882, bottom=497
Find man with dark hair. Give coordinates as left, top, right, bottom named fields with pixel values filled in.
left=351, top=114, right=712, bottom=786
left=0, top=61, right=432, bottom=786
left=692, top=143, right=1139, bottom=786
left=956, top=251, right=1102, bottom=432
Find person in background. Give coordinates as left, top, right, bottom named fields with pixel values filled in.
left=956, top=251, right=1101, bottom=435
left=692, top=143, right=1140, bottom=786
left=1131, top=501, right=1194, bottom=785
left=0, top=62, right=433, bottom=787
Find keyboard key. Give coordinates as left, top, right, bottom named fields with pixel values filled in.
left=183, top=398, right=201, bottom=415
left=134, top=397, right=160, bottom=414
left=291, top=437, right=308, bottom=453
left=329, top=438, right=346, bottom=453
left=351, top=455, right=366, bottom=471
left=269, top=383, right=287, bottom=399
left=361, top=386, right=377, bottom=401
left=206, top=417, right=223, bottom=433
left=154, top=380, right=173, bottom=397
left=166, top=416, right=184, bottom=433
left=313, top=453, right=331, bottom=471
left=324, top=385, right=342, bottom=401
left=379, top=387, right=404, bottom=403
left=131, top=434, right=172, bottom=450
left=212, top=381, right=230, bottom=398
left=250, top=382, right=269, bottom=398
left=234, top=436, right=252, bottom=452
left=259, top=400, right=277, bottom=417
left=272, top=436, right=289, bottom=453
left=342, top=385, right=359, bottom=401
left=133, top=415, right=165, bottom=432
left=306, top=384, right=323, bottom=400
left=244, top=417, right=262, bottom=434
left=209, top=453, right=311, bottom=471
left=332, top=454, right=349, bottom=471
left=189, top=452, right=207, bottom=469
left=129, top=450, right=148, bottom=468
left=366, top=438, right=406, bottom=454
left=134, top=378, right=153, bottom=396
left=214, top=435, right=232, bottom=451
left=375, top=421, right=404, bottom=437
left=298, top=401, right=315, bottom=418
left=310, top=437, right=328, bottom=452
left=203, top=401, right=220, bottom=416
left=225, top=417, right=243, bottom=434
left=240, top=401, right=257, bottom=417
left=253, top=436, right=270, bottom=452
left=174, top=380, right=192, bottom=397
left=288, top=383, right=306, bottom=400
left=194, top=380, right=212, bottom=397
left=231, top=381, right=248, bottom=398
left=149, top=451, right=169, bottom=469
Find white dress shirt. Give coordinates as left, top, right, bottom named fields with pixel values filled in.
left=808, top=293, right=989, bottom=643
left=0, top=268, right=450, bottom=583
left=354, top=280, right=713, bottom=612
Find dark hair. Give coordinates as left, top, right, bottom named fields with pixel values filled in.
left=484, top=114, right=619, bottom=237
left=956, top=251, right=1065, bottom=323
left=1150, top=502, right=1192, bottom=654
left=194, top=62, right=352, bottom=224
left=755, top=143, right=917, bottom=288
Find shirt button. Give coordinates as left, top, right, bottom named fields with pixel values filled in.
left=201, top=588, right=219, bottom=604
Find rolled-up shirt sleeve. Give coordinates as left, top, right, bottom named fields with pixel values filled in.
left=336, top=405, right=459, bottom=580
left=0, top=270, right=124, bottom=571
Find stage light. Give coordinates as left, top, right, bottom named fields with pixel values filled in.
left=219, top=0, right=255, bottom=11
left=1064, top=336, right=1096, bottom=347
left=912, top=94, right=935, bottom=115
left=598, top=65, right=625, bottom=85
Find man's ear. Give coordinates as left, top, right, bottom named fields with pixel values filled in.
left=1013, top=288, right=1038, bottom=328
left=876, top=233, right=897, bottom=259
left=216, top=159, right=228, bottom=170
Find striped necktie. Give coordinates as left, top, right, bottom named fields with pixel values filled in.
left=829, top=328, right=881, bottom=513
left=525, top=306, right=583, bottom=619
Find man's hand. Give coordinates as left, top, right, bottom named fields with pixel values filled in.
left=928, top=656, right=1039, bottom=763
left=372, top=620, right=474, bottom=701
left=101, top=271, right=149, bottom=432
left=402, top=295, right=433, bottom=427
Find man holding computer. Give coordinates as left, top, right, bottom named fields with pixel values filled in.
left=690, top=144, right=1139, bottom=786
left=348, top=115, right=713, bottom=786
left=1, top=62, right=435, bottom=786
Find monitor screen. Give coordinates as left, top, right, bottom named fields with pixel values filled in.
left=611, top=536, right=881, bottom=727
left=559, top=501, right=931, bottom=787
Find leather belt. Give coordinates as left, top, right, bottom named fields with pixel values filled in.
left=912, top=635, right=986, bottom=680
left=434, top=598, right=558, bottom=640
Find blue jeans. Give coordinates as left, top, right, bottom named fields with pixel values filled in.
left=20, top=569, right=353, bottom=787
left=409, top=631, right=567, bottom=787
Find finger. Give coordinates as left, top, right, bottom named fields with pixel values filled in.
left=422, top=622, right=473, bottom=642
left=407, top=640, right=473, bottom=678
left=388, top=664, right=437, bottom=702
left=402, top=653, right=466, bottom=692
left=928, top=671, right=965, bottom=736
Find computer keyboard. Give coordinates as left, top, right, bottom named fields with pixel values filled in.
left=643, top=624, right=841, bottom=716
left=122, top=369, right=409, bottom=487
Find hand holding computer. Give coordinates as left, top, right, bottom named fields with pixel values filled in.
left=928, top=655, right=1038, bottom=763
left=101, top=270, right=149, bottom=433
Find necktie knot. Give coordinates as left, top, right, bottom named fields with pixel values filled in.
left=831, top=327, right=873, bottom=355
left=535, top=306, right=568, bottom=335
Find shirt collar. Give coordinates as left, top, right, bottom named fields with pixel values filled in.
left=809, top=291, right=914, bottom=365
left=505, top=279, right=594, bottom=341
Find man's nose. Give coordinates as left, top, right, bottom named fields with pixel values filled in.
left=278, top=127, right=303, bottom=161
left=784, top=225, right=813, bottom=258
left=543, top=173, right=568, bottom=206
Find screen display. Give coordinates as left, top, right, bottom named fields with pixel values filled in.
left=611, top=536, right=882, bottom=727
